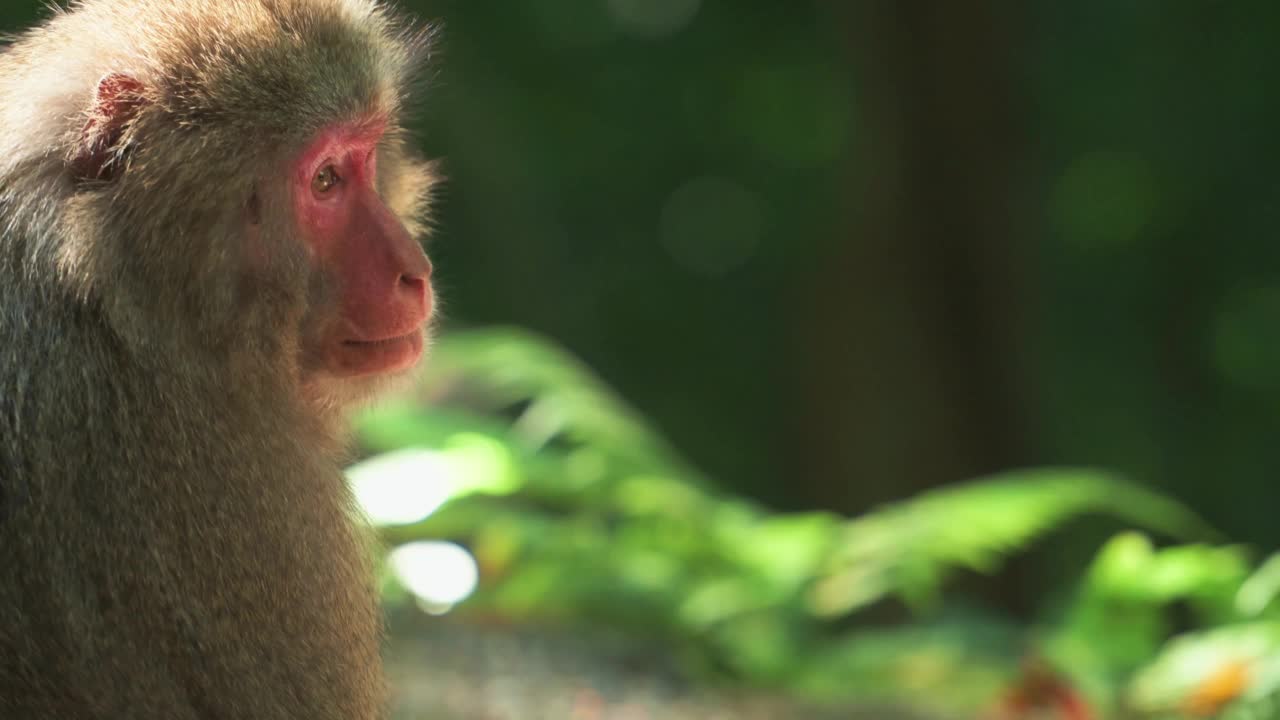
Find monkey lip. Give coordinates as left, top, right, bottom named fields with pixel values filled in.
left=333, top=329, right=424, bottom=375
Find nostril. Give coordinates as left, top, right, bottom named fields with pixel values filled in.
left=397, top=274, right=428, bottom=305
left=395, top=254, right=432, bottom=303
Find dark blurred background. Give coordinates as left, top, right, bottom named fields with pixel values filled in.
left=402, top=0, right=1280, bottom=552
left=5, top=0, right=1279, bottom=582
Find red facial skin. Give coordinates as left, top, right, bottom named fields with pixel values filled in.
left=291, top=122, right=433, bottom=378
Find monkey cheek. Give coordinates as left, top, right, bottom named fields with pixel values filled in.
left=328, top=328, right=425, bottom=377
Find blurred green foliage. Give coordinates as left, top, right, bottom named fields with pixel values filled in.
left=354, top=328, right=1280, bottom=719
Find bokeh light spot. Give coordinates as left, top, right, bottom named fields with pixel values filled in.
left=389, top=541, right=480, bottom=615
left=347, top=449, right=454, bottom=526
left=606, top=0, right=701, bottom=38
left=348, top=436, right=520, bottom=527
left=1051, top=150, right=1158, bottom=251
left=1212, top=284, right=1280, bottom=391
left=733, top=65, right=852, bottom=169
left=659, top=176, right=763, bottom=276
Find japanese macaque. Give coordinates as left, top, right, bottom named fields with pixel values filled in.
left=0, top=0, right=438, bottom=717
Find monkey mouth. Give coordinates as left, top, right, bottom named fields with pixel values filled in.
left=333, top=329, right=424, bottom=375
left=342, top=330, right=421, bottom=348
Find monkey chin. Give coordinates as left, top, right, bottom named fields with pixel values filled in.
left=302, top=327, right=431, bottom=415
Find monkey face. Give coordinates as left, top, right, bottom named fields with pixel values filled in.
left=47, top=0, right=440, bottom=411
left=289, top=121, right=435, bottom=381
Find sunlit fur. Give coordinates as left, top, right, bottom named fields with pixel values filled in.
left=0, top=1, right=438, bottom=717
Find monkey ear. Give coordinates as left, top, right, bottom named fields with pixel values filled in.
left=70, top=73, right=148, bottom=182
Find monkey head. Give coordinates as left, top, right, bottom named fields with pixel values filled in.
left=30, top=0, right=439, bottom=410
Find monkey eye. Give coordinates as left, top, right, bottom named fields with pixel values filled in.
left=312, top=164, right=341, bottom=195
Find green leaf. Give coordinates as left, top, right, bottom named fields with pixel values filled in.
left=420, top=327, right=705, bottom=483
left=809, top=468, right=1215, bottom=618
left=1237, top=552, right=1280, bottom=618
left=1128, top=622, right=1280, bottom=717
left=1043, top=533, right=1250, bottom=708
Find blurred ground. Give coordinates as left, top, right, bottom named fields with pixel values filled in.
left=386, top=609, right=937, bottom=720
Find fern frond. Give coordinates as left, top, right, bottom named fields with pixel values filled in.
left=808, top=468, right=1216, bottom=618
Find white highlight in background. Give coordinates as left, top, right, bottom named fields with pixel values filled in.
left=389, top=541, right=480, bottom=614
left=347, top=449, right=455, bottom=526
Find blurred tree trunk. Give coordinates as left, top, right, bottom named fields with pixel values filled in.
left=790, top=1, right=1035, bottom=513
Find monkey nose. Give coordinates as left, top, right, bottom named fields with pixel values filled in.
left=398, top=273, right=426, bottom=300
left=397, top=261, right=432, bottom=318
left=398, top=255, right=430, bottom=290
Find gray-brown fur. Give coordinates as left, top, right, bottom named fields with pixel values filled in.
left=0, top=0, right=437, bottom=717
